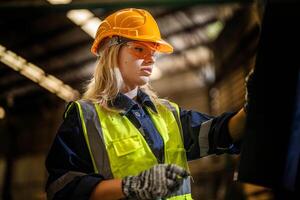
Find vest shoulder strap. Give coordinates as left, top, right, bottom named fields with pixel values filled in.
left=71, top=100, right=113, bottom=178
left=160, top=99, right=183, bottom=139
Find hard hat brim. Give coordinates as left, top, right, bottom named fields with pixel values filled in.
left=91, top=34, right=173, bottom=56
left=153, top=39, right=174, bottom=54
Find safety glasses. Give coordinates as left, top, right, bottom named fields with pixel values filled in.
left=124, top=41, right=159, bottom=60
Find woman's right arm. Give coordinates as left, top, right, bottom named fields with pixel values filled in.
left=90, top=179, right=124, bottom=200
left=90, top=164, right=189, bottom=200
left=46, top=103, right=105, bottom=200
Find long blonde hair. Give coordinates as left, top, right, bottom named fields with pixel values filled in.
left=82, top=43, right=161, bottom=111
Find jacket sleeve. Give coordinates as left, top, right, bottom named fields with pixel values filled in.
left=180, top=108, right=240, bottom=160
left=45, top=102, right=104, bottom=200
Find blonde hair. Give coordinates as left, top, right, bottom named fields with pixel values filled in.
left=82, top=43, right=161, bottom=111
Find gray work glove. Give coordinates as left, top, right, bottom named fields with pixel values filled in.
left=122, top=164, right=189, bottom=200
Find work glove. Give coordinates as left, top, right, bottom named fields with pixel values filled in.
left=122, top=164, right=189, bottom=200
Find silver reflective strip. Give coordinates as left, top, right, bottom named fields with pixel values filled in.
left=47, top=171, right=86, bottom=200
left=199, top=119, right=213, bottom=157
left=78, top=100, right=113, bottom=179
left=167, top=176, right=191, bottom=198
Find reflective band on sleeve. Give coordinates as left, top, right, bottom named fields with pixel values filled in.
left=46, top=171, right=86, bottom=200
left=199, top=119, right=213, bottom=157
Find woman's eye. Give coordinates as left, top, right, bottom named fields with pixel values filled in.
left=134, top=47, right=144, bottom=52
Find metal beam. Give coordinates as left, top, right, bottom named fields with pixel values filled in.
left=0, top=0, right=254, bottom=11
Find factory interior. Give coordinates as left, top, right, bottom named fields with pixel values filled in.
left=0, top=0, right=299, bottom=199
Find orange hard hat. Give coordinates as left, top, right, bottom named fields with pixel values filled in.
left=91, top=8, right=173, bottom=55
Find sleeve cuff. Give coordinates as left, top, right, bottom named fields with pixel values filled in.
left=53, top=174, right=103, bottom=200
left=208, top=112, right=241, bottom=155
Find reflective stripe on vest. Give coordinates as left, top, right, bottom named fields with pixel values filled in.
left=75, top=100, right=113, bottom=179
left=75, top=100, right=192, bottom=199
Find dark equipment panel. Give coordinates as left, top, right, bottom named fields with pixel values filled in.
left=238, top=0, right=300, bottom=198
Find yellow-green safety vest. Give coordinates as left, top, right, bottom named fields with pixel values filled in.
left=72, top=99, right=193, bottom=200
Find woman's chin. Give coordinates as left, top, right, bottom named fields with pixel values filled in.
left=138, top=76, right=150, bottom=85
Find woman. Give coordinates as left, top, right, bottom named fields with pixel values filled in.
left=45, top=8, right=246, bottom=200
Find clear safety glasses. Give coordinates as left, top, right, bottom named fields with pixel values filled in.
left=124, top=41, right=159, bottom=60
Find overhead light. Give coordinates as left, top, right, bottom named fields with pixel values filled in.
left=20, top=63, right=45, bottom=83
left=168, top=36, right=186, bottom=51
left=48, top=0, right=102, bottom=39
left=39, top=75, right=63, bottom=93
left=0, top=106, right=5, bottom=119
left=0, top=44, right=79, bottom=101
left=57, top=85, right=79, bottom=102
left=205, top=20, right=224, bottom=40
left=47, top=0, right=72, bottom=4
left=67, top=9, right=94, bottom=26
left=0, top=50, right=26, bottom=71
left=81, top=17, right=102, bottom=37
left=184, top=46, right=211, bottom=66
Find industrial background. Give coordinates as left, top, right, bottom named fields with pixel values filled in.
left=0, top=0, right=269, bottom=199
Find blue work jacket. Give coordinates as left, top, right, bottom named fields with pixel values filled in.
left=45, top=89, right=240, bottom=200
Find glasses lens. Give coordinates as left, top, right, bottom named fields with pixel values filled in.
left=126, top=42, right=158, bottom=59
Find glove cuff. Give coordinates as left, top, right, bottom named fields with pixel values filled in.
left=122, top=176, right=136, bottom=198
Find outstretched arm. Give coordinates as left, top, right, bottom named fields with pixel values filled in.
left=228, top=108, right=246, bottom=142
left=228, top=69, right=256, bottom=143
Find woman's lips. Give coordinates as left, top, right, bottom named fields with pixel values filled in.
left=141, top=67, right=152, bottom=75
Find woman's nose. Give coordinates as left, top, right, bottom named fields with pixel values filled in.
left=143, top=55, right=155, bottom=65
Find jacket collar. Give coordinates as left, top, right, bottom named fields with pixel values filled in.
left=110, top=89, right=157, bottom=115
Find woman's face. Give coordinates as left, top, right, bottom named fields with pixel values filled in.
left=118, top=41, right=157, bottom=91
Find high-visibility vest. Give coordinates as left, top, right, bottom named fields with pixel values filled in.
left=71, top=100, right=193, bottom=199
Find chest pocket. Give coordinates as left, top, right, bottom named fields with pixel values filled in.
left=112, top=135, right=143, bottom=156
left=109, top=134, right=157, bottom=177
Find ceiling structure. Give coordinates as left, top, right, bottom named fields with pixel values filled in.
left=0, top=0, right=259, bottom=109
